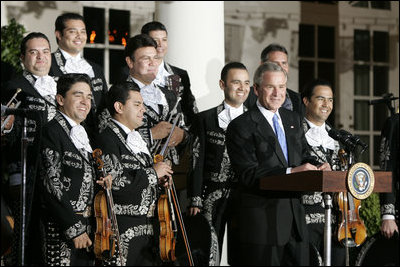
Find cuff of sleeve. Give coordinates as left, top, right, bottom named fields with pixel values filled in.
left=3, top=123, right=14, bottom=133
left=382, top=214, right=396, bottom=220
left=286, top=167, right=292, bottom=174
left=190, top=196, right=203, bottom=208
left=64, top=220, right=87, bottom=240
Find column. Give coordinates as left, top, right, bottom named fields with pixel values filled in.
left=155, top=1, right=225, bottom=111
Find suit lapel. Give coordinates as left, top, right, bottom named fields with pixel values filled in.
left=251, top=109, right=287, bottom=166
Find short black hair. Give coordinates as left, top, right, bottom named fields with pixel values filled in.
left=260, top=43, right=288, bottom=63
left=55, top=12, right=85, bottom=32
left=124, top=34, right=157, bottom=60
left=20, top=32, right=51, bottom=56
left=141, top=21, right=168, bottom=35
left=57, top=73, right=92, bottom=107
left=220, top=62, right=248, bottom=83
left=301, top=78, right=333, bottom=100
left=106, top=81, right=141, bottom=117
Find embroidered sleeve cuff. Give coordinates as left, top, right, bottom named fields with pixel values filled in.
left=64, top=220, right=87, bottom=239
left=190, top=196, right=203, bottom=208
left=380, top=203, right=396, bottom=216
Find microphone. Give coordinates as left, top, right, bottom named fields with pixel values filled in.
left=338, top=129, right=368, bottom=151
left=368, top=93, right=399, bottom=105
left=339, top=130, right=368, bottom=150
left=1, top=104, right=39, bottom=117
left=369, top=97, right=398, bottom=105
left=328, top=129, right=356, bottom=149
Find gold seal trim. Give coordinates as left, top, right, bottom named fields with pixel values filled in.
left=347, top=162, right=375, bottom=200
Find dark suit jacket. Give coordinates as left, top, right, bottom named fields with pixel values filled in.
left=38, top=112, right=95, bottom=239
left=226, top=106, right=309, bottom=246
left=187, top=103, right=248, bottom=206
left=94, top=120, right=159, bottom=219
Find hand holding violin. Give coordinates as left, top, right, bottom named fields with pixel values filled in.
left=73, top=232, right=92, bottom=249
left=96, top=174, right=113, bottom=189
left=154, top=161, right=173, bottom=187
left=189, top=207, right=201, bottom=216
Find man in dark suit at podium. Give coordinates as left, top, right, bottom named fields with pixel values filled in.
left=226, top=62, right=326, bottom=266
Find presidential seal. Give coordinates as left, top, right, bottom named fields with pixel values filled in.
left=347, top=162, right=375, bottom=199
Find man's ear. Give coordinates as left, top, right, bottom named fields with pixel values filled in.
left=114, top=101, right=123, bottom=114
left=125, top=56, right=134, bottom=69
left=303, top=97, right=309, bottom=106
left=253, top=84, right=259, bottom=97
left=56, top=94, right=64, bottom=107
left=219, top=79, right=225, bottom=91
left=55, top=31, right=62, bottom=42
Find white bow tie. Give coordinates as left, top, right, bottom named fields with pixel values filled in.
left=65, top=57, right=95, bottom=78
left=218, top=107, right=243, bottom=130
left=229, top=107, right=243, bottom=121
left=154, top=66, right=170, bottom=87
left=34, top=75, right=57, bottom=97
left=70, top=125, right=93, bottom=153
left=305, top=126, right=335, bottom=150
left=126, top=131, right=150, bottom=156
left=140, top=83, right=168, bottom=114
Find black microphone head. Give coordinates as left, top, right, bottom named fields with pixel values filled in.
left=338, top=129, right=352, bottom=137
left=328, top=128, right=341, bottom=140
left=350, top=134, right=368, bottom=150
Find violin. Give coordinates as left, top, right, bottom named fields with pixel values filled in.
left=154, top=114, right=194, bottom=265
left=156, top=158, right=177, bottom=262
left=336, top=191, right=367, bottom=247
left=335, top=148, right=367, bottom=251
left=92, top=149, right=122, bottom=263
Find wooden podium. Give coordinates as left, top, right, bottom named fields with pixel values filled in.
left=259, top=170, right=392, bottom=193
left=259, top=170, right=392, bottom=266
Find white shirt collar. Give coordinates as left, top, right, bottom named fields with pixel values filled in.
left=60, top=111, right=78, bottom=127
left=223, top=101, right=243, bottom=112
left=59, top=48, right=82, bottom=61
left=305, top=118, right=326, bottom=130
left=111, top=118, right=132, bottom=135
left=256, top=100, right=284, bottom=134
left=129, top=76, right=147, bottom=88
left=154, top=60, right=172, bottom=87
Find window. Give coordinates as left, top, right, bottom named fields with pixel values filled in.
left=298, top=23, right=336, bottom=126
left=83, top=7, right=130, bottom=85
left=353, top=29, right=390, bottom=166
left=350, top=1, right=391, bottom=10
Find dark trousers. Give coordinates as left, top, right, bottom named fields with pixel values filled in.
left=233, top=227, right=309, bottom=266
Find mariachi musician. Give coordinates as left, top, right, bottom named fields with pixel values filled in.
left=123, top=34, right=189, bottom=172
left=94, top=81, right=172, bottom=265
left=3, top=32, right=58, bottom=265
left=300, top=79, right=346, bottom=265
left=38, top=74, right=111, bottom=266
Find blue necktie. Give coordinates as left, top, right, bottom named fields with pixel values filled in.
left=273, top=113, right=288, bottom=162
